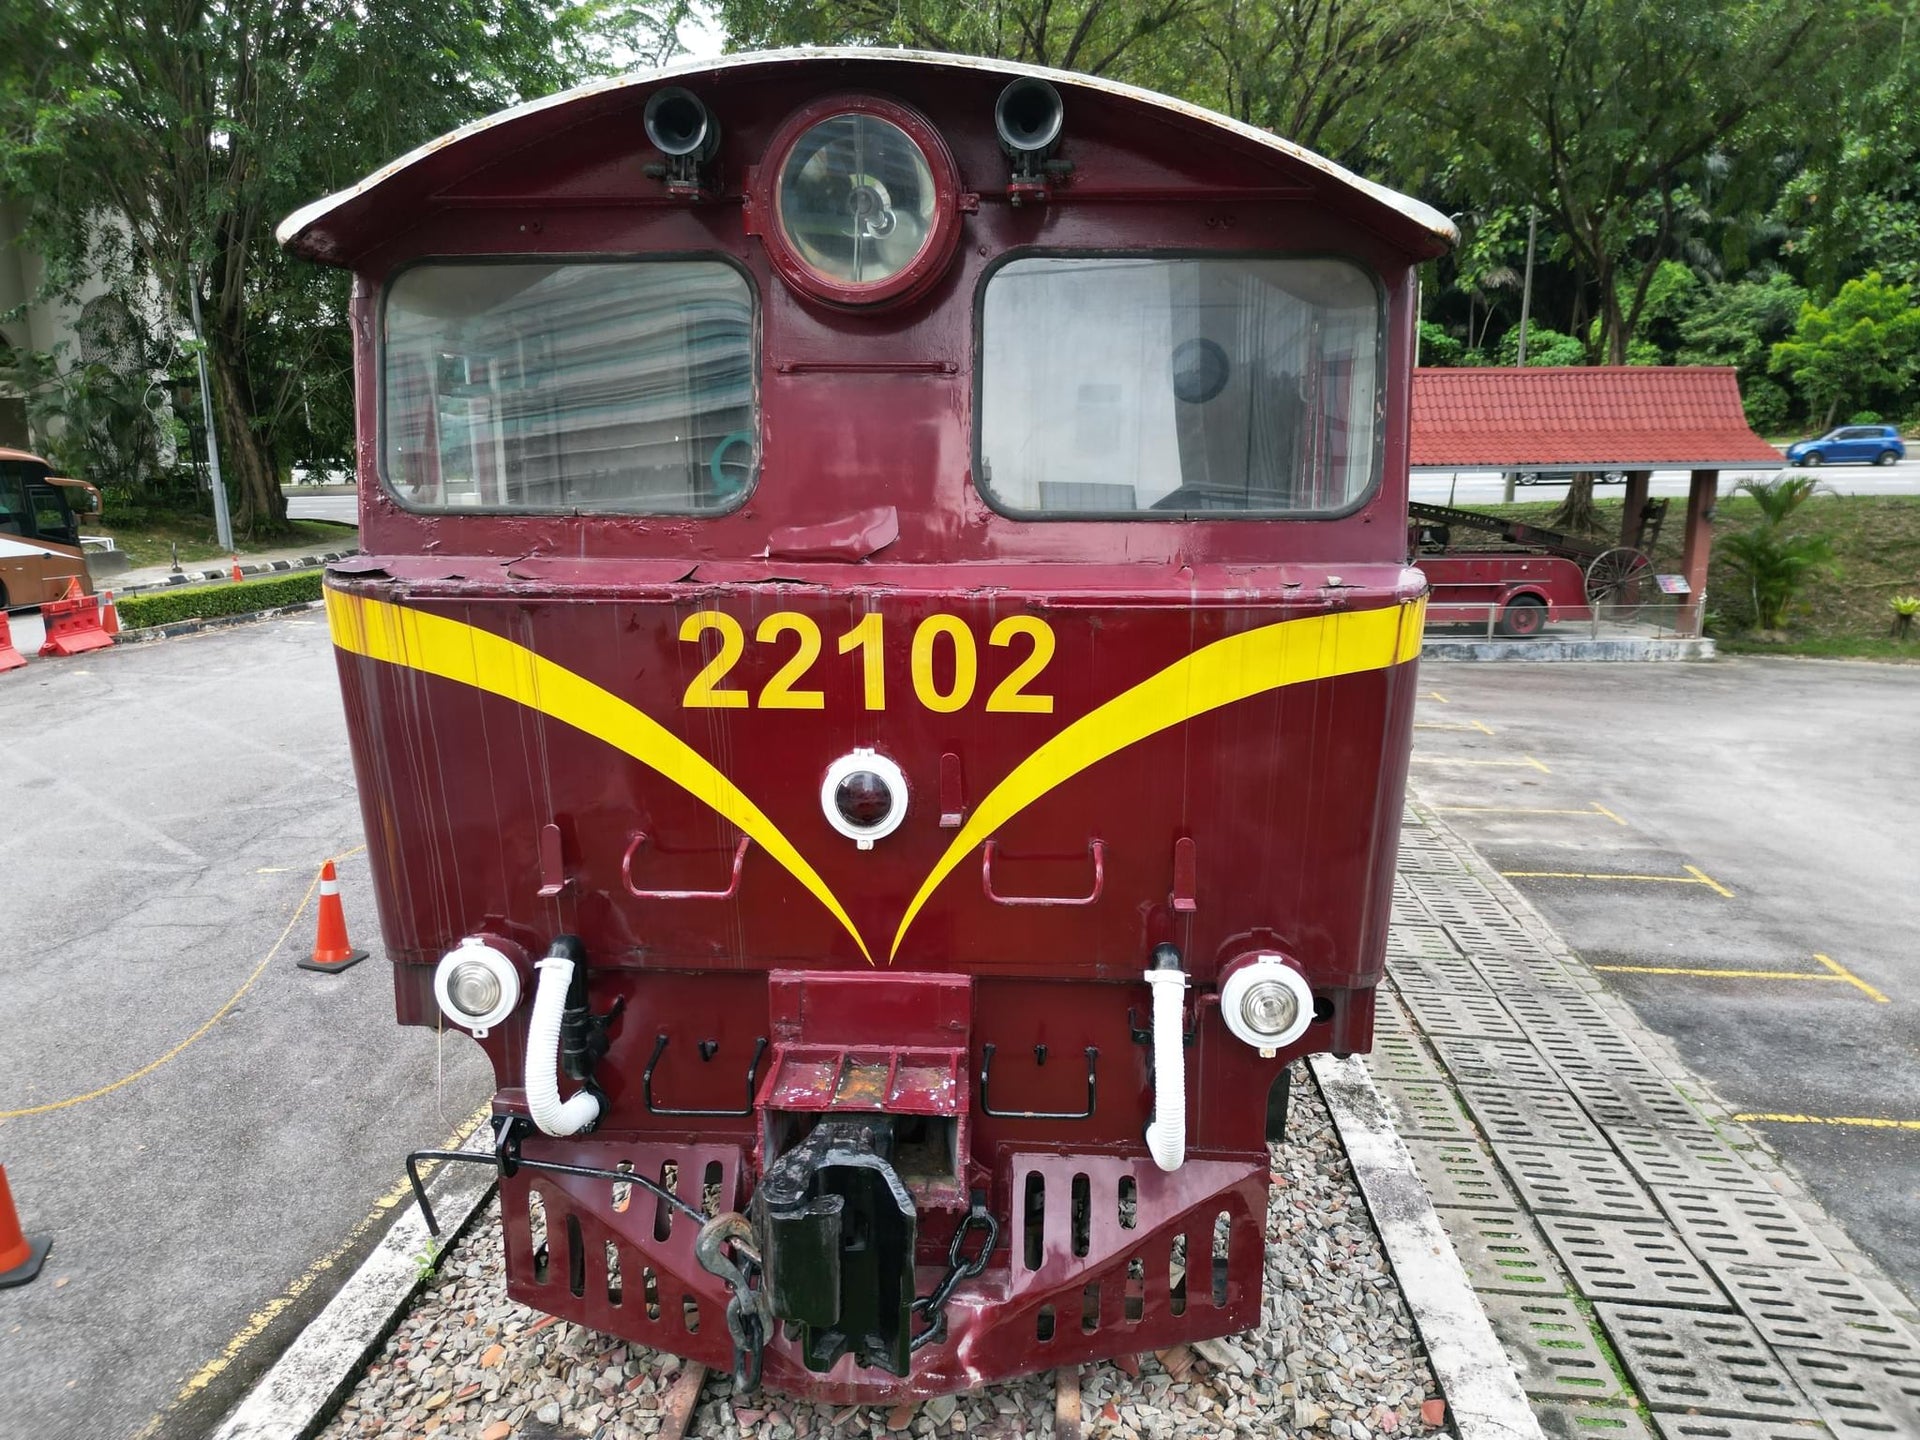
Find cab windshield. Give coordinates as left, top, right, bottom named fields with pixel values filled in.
left=978, top=256, right=1382, bottom=517
left=381, top=261, right=757, bottom=514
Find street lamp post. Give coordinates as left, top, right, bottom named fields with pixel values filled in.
left=187, top=278, right=235, bottom=555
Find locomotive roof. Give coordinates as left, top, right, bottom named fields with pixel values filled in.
left=277, top=48, right=1456, bottom=263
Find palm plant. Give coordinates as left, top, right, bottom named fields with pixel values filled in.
left=1719, top=476, right=1835, bottom=633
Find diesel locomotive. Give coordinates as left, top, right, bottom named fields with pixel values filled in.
left=279, top=49, right=1453, bottom=1401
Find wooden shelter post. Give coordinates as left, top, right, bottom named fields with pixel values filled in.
left=1620, top=471, right=1651, bottom=548
left=1677, top=469, right=1718, bottom=636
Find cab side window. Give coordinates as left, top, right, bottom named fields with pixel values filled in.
left=24, top=482, right=75, bottom=544
left=0, top=475, right=23, bottom=537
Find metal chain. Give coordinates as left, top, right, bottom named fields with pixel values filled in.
left=909, top=1193, right=998, bottom=1353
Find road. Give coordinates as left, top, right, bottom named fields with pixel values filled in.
left=286, top=493, right=357, bottom=526
left=1409, top=657, right=1920, bottom=1303
left=1412, top=458, right=1920, bottom=505
left=0, top=615, right=490, bottom=1440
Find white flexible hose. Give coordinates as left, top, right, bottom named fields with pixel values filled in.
left=1143, top=966, right=1188, bottom=1172
left=526, top=953, right=601, bottom=1137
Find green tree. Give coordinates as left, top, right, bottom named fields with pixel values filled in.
left=717, top=0, right=1201, bottom=75
left=1414, top=0, right=1833, bottom=364
left=1678, top=272, right=1808, bottom=378
left=1769, top=271, right=1920, bottom=428
left=0, top=0, right=638, bottom=536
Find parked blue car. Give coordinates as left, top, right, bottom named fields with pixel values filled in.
left=1786, top=424, right=1905, bottom=466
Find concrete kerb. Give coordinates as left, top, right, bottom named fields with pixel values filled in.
left=208, top=1130, right=496, bottom=1440
left=1420, top=636, right=1716, bottom=662
left=1314, top=1054, right=1545, bottom=1440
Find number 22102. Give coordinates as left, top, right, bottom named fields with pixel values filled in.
left=679, top=611, right=1055, bottom=714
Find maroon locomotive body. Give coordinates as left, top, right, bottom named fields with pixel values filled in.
left=281, top=50, right=1451, bottom=1400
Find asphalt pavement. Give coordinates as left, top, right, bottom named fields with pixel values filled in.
left=1408, top=656, right=1920, bottom=1302
left=284, top=494, right=357, bottom=526
left=0, top=615, right=490, bottom=1440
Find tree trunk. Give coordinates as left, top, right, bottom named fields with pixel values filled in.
left=208, top=341, right=290, bottom=539
left=1548, top=471, right=1602, bottom=533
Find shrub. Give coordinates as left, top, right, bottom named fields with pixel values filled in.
left=118, top=571, right=323, bottom=629
left=1741, top=376, right=1790, bottom=433
left=1849, top=409, right=1884, bottom=425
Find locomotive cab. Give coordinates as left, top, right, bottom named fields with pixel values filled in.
left=281, top=50, right=1452, bottom=1401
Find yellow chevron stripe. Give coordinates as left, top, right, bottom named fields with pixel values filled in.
left=888, top=599, right=1424, bottom=961
left=325, top=590, right=873, bottom=963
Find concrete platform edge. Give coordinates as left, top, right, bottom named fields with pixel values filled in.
left=1420, top=637, right=1716, bottom=662
left=1313, top=1054, right=1545, bottom=1440
left=208, top=1132, right=497, bottom=1440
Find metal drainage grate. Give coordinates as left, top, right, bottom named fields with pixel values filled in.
left=1594, top=1304, right=1821, bottom=1422
left=1362, top=1027, right=1451, bottom=1088
left=1492, top=984, right=1619, bottom=1035
left=1717, top=1264, right=1920, bottom=1363
left=1389, top=952, right=1504, bottom=997
left=1489, top=1142, right=1662, bottom=1222
left=1428, top=1033, right=1566, bottom=1092
left=1775, top=1350, right=1920, bottom=1437
left=1559, top=1068, right=1713, bottom=1134
left=1653, top=1188, right=1838, bottom=1273
left=1404, top=1139, right=1520, bottom=1211
left=1385, top=922, right=1463, bottom=961
left=1481, top=1293, right=1625, bottom=1401
left=1375, top=1080, right=1477, bottom=1141
left=1649, top=1418, right=1840, bottom=1440
left=1460, top=1084, right=1610, bottom=1150
left=1534, top=1402, right=1656, bottom=1440
left=1397, top=987, right=1533, bottom=1042
left=1434, top=1206, right=1569, bottom=1296
left=1537, top=1215, right=1732, bottom=1310
left=1608, top=1127, right=1769, bottom=1196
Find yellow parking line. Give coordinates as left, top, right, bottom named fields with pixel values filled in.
left=1734, top=1113, right=1920, bottom=1131
left=1427, top=691, right=1450, bottom=703
left=1594, top=964, right=1846, bottom=981
left=1592, top=953, right=1886, bottom=1002
left=1814, top=953, right=1891, bottom=1004
left=1590, top=803, right=1628, bottom=827
left=1504, top=865, right=1733, bottom=896
left=1414, top=720, right=1497, bottom=735
left=1413, top=754, right=1552, bottom=773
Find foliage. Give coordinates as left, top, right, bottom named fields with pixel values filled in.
left=1493, top=325, right=1586, bottom=367
left=0, top=344, right=177, bottom=491
left=0, top=0, right=640, bottom=538
left=1892, top=594, right=1920, bottom=640
left=1770, top=271, right=1920, bottom=429
left=1417, top=321, right=1468, bottom=366
left=116, top=571, right=324, bottom=629
left=1677, top=273, right=1809, bottom=378
left=1717, top=476, right=1836, bottom=631
left=1740, top=375, right=1791, bottom=433
left=1408, top=0, right=1854, bottom=363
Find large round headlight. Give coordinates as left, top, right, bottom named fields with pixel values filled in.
left=433, top=937, right=521, bottom=1037
left=1219, top=955, right=1315, bottom=1056
left=760, top=98, right=960, bottom=306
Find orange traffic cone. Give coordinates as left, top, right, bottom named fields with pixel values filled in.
left=230, top=554, right=244, bottom=583
left=298, top=860, right=369, bottom=973
left=59, top=575, right=82, bottom=602
left=0, top=1164, right=50, bottom=1289
left=98, top=588, right=120, bottom=637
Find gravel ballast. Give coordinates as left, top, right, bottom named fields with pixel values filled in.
left=318, top=1069, right=1440, bottom=1440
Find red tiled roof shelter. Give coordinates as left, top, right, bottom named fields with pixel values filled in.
left=1410, top=366, right=1782, bottom=471
left=1407, top=366, right=1781, bottom=636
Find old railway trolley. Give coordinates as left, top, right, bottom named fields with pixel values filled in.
left=280, top=50, right=1453, bottom=1402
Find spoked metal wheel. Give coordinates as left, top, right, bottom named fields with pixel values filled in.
left=1585, top=546, right=1653, bottom=620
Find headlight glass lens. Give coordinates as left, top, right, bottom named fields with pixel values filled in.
left=776, top=113, right=937, bottom=289
left=448, top=960, right=503, bottom=1018
left=1240, top=980, right=1300, bottom=1038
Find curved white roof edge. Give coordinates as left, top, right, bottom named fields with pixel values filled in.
left=277, top=47, right=1457, bottom=250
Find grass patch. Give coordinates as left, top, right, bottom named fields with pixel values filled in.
left=97, top=514, right=353, bottom=570
left=118, top=572, right=324, bottom=630
left=1432, top=492, right=1920, bottom=658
